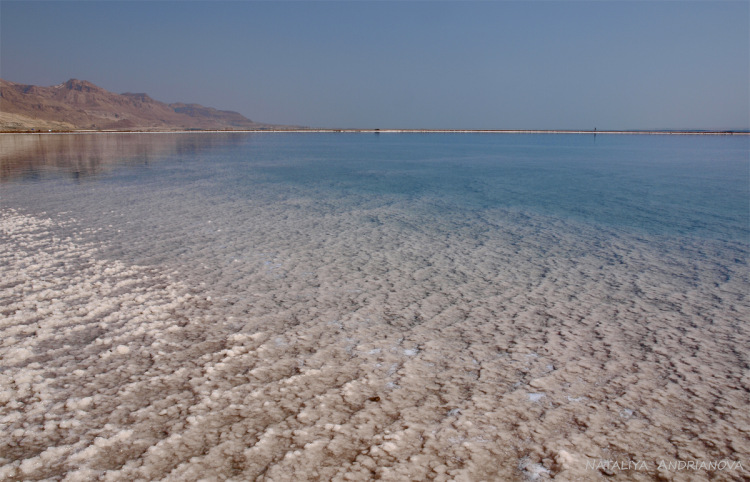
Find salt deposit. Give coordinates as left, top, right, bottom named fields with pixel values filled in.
left=1, top=132, right=748, bottom=480
left=2, top=203, right=748, bottom=481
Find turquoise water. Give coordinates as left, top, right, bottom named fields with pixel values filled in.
left=209, top=133, right=749, bottom=240
left=1, top=132, right=748, bottom=480
left=5, top=133, right=747, bottom=240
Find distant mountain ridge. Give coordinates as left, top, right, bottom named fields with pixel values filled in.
left=0, top=78, right=292, bottom=131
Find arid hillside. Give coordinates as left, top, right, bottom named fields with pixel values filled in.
left=0, top=79, right=290, bottom=131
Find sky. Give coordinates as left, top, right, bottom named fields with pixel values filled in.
left=1, top=1, right=748, bottom=130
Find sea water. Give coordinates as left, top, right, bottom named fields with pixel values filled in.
left=1, top=132, right=748, bottom=480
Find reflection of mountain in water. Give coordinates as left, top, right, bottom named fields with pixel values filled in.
left=0, top=133, right=246, bottom=182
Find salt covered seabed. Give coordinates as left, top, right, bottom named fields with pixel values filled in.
left=1, top=194, right=749, bottom=480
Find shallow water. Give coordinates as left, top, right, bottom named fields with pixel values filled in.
left=1, top=132, right=748, bottom=480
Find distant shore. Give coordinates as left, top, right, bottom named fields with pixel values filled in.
left=1, top=128, right=748, bottom=135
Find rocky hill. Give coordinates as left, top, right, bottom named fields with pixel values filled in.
left=0, top=78, right=291, bottom=131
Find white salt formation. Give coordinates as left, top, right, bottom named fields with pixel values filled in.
left=1, top=204, right=748, bottom=481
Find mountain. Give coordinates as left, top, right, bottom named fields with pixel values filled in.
left=0, top=78, right=293, bottom=131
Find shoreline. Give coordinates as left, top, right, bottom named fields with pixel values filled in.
left=1, top=128, right=748, bottom=135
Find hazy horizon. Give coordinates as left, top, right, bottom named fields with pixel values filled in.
left=1, top=1, right=748, bottom=131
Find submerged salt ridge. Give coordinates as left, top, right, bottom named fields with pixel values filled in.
left=1, top=192, right=748, bottom=481
left=1, top=133, right=749, bottom=480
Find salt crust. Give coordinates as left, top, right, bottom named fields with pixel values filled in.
left=1, top=208, right=748, bottom=481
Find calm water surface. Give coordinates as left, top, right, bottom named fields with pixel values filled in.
left=1, top=132, right=748, bottom=480
left=3, top=132, right=748, bottom=240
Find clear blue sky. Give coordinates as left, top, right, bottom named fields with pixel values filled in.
left=1, top=1, right=748, bottom=130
